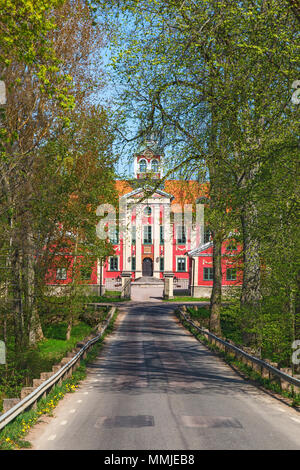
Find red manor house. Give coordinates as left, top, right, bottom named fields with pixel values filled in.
left=47, top=140, right=242, bottom=300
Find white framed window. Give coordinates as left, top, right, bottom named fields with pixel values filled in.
left=204, top=267, right=213, bottom=280
left=109, top=227, right=119, bottom=244
left=160, top=225, right=164, bottom=244
left=144, top=206, right=152, bottom=216
left=226, top=268, right=237, bottom=280
left=143, top=225, right=152, bottom=244
left=139, top=159, right=147, bottom=172
left=151, top=159, right=159, bottom=172
left=177, top=257, right=186, bottom=272
left=176, top=225, right=186, bottom=244
left=56, top=267, right=67, bottom=280
left=109, top=256, right=119, bottom=271
left=132, top=226, right=136, bottom=244
left=226, top=242, right=237, bottom=251
left=204, top=227, right=212, bottom=243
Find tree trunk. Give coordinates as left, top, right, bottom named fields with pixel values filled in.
left=66, top=317, right=72, bottom=341
left=209, top=231, right=222, bottom=335
left=240, top=204, right=261, bottom=308
left=29, top=308, right=44, bottom=344
left=11, top=245, right=25, bottom=353
left=27, top=228, right=44, bottom=344
left=240, top=202, right=261, bottom=345
left=65, top=234, right=79, bottom=341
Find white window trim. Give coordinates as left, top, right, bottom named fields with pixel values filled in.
left=176, top=225, right=187, bottom=245
left=203, top=267, right=214, bottom=281
left=108, top=255, right=119, bottom=272
left=151, top=158, right=159, bottom=172
left=139, top=159, right=147, bottom=172
left=176, top=255, right=187, bottom=272
left=56, top=267, right=67, bottom=280
left=143, top=225, right=152, bottom=244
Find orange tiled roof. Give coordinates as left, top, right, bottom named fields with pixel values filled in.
left=115, top=180, right=209, bottom=205
left=165, top=180, right=209, bottom=205
left=115, top=180, right=133, bottom=196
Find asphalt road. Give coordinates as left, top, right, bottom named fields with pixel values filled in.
left=28, top=303, right=300, bottom=450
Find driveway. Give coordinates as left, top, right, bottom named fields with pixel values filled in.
left=27, top=303, right=300, bottom=450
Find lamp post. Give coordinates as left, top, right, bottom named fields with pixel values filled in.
left=99, top=257, right=103, bottom=297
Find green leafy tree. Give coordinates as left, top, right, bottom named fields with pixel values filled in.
left=0, top=0, right=116, bottom=353
left=97, top=0, right=299, bottom=353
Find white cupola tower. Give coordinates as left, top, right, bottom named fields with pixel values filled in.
left=133, top=137, right=164, bottom=180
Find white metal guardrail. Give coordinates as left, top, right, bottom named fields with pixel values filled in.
left=0, top=306, right=116, bottom=431
left=177, top=308, right=300, bottom=390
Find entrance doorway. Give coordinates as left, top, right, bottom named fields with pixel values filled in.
left=142, top=257, right=153, bottom=276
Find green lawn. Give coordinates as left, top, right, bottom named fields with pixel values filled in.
left=38, top=322, right=93, bottom=362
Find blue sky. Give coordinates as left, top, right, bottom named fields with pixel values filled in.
left=89, top=11, right=139, bottom=180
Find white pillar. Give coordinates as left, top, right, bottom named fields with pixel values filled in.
left=153, top=203, right=160, bottom=278
left=121, top=272, right=131, bottom=299
left=122, top=203, right=131, bottom=272
left=135, top=205, right=142, bottom=277
left=164, top=205, right=173, bottom=272
left=191, top=257, right=198, bottom=297
left=164, top=273, right=174, bottom=299
left=97, top=259, right=105, bottom=295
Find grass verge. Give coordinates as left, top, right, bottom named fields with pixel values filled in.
left=0, top=321, right=94, bottom=412
left=0, top=309, right=118, bottom=450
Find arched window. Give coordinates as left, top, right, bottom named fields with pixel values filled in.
left=139, top=159, right=147, bottom=173
left=144, top=206, right=152, bottom=216
left=151, top=159, right=159, bottom=172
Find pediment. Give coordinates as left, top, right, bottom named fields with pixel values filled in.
left=120, top=186, right=174, bottom=201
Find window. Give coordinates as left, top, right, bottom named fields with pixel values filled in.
left=131, top=257, right=136, bottom=271
left=204, top=227, right=211, bottom=243
left=204, top=267, right=214, bottom=281
left=109, top=227, right=119, bottom=244
left=226, top=268, right=237, bottom=280
left=132, top=226, right=136, bottom=244
left=226, top=242, right=237, bottom=251
left=160, top=225, right=164, bottom=244
left=109, top=257, right=118, bottom=271
left=143, top=225, right=152, bottom=244
left=56, top=267, right=67, bottom=280
left=139, top=159, right=147, bottom=172
left=151, top=159, right=159, bottom=172
left=177, top=225, right=186, bottom=244
left=144, top=206, right=152, bottom=216
left=80, top=266, right=92, bottom=280
left=177, top=257, right=186, bottom=272
left=159, top=257, right=164, bottom=272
